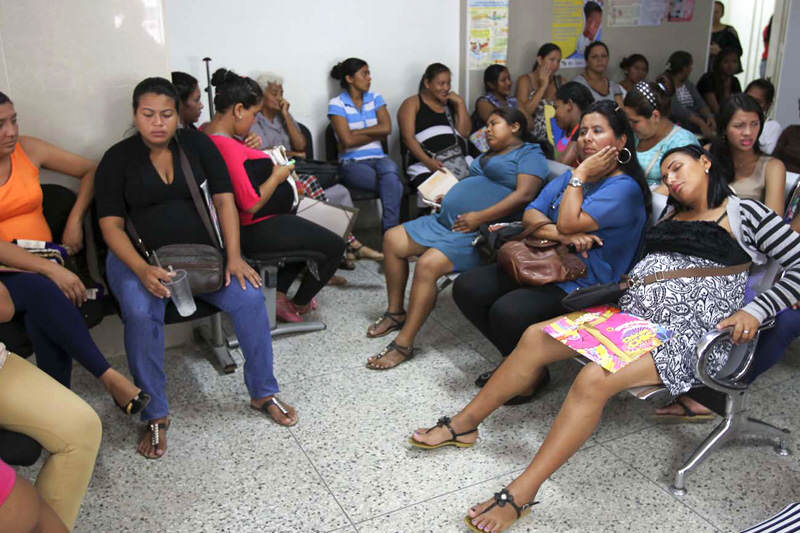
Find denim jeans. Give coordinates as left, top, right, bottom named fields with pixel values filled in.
left=339, top=156, right=403, bottom=230
left=106, top=252, right=279, bottom=420
left=748, top=307, right=800, bottom=382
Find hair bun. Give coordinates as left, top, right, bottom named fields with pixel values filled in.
left=211, top=68, right=237, bottom=87
left=330, top=62, right=343, bottom=80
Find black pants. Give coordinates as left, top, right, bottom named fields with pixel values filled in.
left=241, top=214, right=346, bottom=305
left=453, top=263, right=568, bottom=357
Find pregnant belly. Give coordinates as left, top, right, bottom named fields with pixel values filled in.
left=437, top=177, right=512, bottom=227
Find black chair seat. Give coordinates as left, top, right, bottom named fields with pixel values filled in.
left=163, top=299, right=220, bottom=325
left=245, top=250, right=328, bottom=266
left=0, top=321, right=33, bottom=357
left=347, top=187, right=380, bottom=202
left=0, top=430, right=42, bottom=466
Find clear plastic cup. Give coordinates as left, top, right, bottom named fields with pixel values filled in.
left=163, top=269, right=196, bottom=317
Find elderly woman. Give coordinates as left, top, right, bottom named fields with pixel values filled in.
left=250, top=72, right=382, bottom=266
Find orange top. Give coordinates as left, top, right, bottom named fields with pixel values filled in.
left=0, top=142, right=51, bottom=242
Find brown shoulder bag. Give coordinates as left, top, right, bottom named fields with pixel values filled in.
left=497, top=221, right=587, bottom=286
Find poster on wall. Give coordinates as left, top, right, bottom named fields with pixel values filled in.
left=552, top=0, right=604, bottom=69
left=607, top=0, right=669, bottom=27
left=668, top=0, right=694, bottom=22
left=468, top=0, right=509, bottom=69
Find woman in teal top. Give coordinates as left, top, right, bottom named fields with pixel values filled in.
left=623, top=80, right=699, bottom=188
left=365, top=108, right=549, bottom=370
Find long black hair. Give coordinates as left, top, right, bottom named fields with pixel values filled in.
left=580, top=100, right=651, bottom=215
left=623, top=80, right=671, bottom=118
left=666, top=51, right=693, bottom=76
left=132, top=77, right=179, bottom=111
left=418, top=63, right=450, bottom=93
left=330, top=58, right=368, bottom=89
left=488, top=107, right=533, bottom=143
left=661, top=144, right=734, bottom=210
left=210, top=68, right=262, bottom=113
left=532, top=43, right=561, bottom=71
left=483, top=64, right=509, bottom=93
left=555, top=82, right=594, bottom=112
left=171, top=71, right=199, bottom=104
left=0, top=91, right=11, bottom=105
left=584, top=41, right=609, bottom=62
left=709, top=93, right=764, bottom=184
left=619, top=53, right=649, bottom=74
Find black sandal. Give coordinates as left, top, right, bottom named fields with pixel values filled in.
left=252, top=397, right=297, bottom=427
left=409, top=416, right=477, bottom=449
left=366, top=340, right=416, bottom=370
left=464, top=488, right=539, bottom=532
left=140, top=420, right=168, bottom=460
left=366, top=310, right=406, bottom=338
left=116, top=391, right=151, bottom=416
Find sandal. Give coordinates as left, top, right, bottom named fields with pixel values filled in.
left=650, top=397, right=714, bottom=424
left=340, top=255, right=356, bottom=271
left=251, top=397, right=297, bottom=427
left=464, top=488, right=539, bottom=533
left=366, top=340, right=416, bottom=370
left=139, top=420, right=169, bottom=460
left=349, top=243, right=384, bottom=261
left=408, top=416, right=477, bottom=449
left=366, top=310, right=406, bottom=338
left=115, top=391, right=151, bottom=416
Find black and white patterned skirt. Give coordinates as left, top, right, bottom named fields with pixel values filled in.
left=618, top=252, right=747, bottom=396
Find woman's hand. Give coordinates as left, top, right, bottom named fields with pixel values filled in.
left=43, top=263, right=88, bottom=306
left=717, top=309, right=761, bottom=344
left=573, top=145, right=619, bottom=184
left=225, top=256, right=262, bottom=290
left=560, top=232, right=603, bottom=257
left=446, top=91, right=464, bottom=106
left=244, top=133, right=262, bottom=150
left=425, top=157, right=445, bottom=173
left=452, top=212, right=481, bottom=233
left=135, top=264, right=174, bottom=299
left=536, top=63, right=554, bottom=88
left=280, top=98, right=291, bottom=115
left=709, top=42, right=721, bottom=56
left=267, top=164, right=293, bottom=186
left=61, top=218, right=84, bottom=255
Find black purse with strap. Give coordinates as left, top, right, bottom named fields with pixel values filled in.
left=126, top=141, right=225, bottom=295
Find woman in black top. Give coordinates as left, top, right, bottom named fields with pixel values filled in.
left=709, top=1, right=742, bottom=68
left=95, top=77, right=296, bottom=459
left=697, top=48, right=742, bottom=116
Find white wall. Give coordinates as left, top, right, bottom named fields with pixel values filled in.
left=720, top=0, right=775, bottom=90
left=164, top=0, right=461, bottom=160
left=774, top=0, right=800, bottom=126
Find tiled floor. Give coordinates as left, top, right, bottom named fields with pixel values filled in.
left=18, top=260, right=800, bottom=532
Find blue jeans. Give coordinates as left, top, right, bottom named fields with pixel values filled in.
left=748, top=308, right=800, bottom=382
left=339, top=156, right=403, bottom=230
left=106, top=252, right=279, bottom=420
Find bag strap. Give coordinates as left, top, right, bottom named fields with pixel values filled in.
left=628, top=262, right=751, bottom=287
left=510, top=220, right=556, bottom=242
left=644, top=126, right=680, bottom=178
left=176, top=140, right=222, bottom=249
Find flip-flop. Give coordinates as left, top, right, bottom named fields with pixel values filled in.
left=463, top=488, right=538, bottom=532
left=252, top=397, right=297, bottom=427
left=409, top=416, right=477, bottom=449
left=650, top=398, right=714, bottom=424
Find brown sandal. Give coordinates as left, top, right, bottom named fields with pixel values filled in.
left=366, top=310, right=406, bottom=338
left=366, top=340, right=416, bottom=370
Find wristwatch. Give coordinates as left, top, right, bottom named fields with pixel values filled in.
left=568, top=176, right=584, bottom=188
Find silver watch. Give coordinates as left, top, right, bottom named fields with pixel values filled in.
left=568, top=176, right=584, bottom=188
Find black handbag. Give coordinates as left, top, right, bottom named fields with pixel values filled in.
left=126, top=141, right=225, bottom=295
left=294, top=158, right=340, bottom=189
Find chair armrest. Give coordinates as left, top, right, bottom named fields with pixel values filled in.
left=694, top=318, right=775, bottom=393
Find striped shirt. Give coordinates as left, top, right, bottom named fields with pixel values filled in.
left=741, top=503, right=800, bottom=532
left=327, top=91, right=387, bottom=161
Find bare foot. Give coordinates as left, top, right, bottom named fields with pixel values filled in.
left=466, top=487, right=533, bottom=532
left=252, top=396, right=298, bottom=426
left=655, top=395, right=712, bottom=416
left=137, top=417, right=168, bottom=459
left=410, top=416, right=479, bottom=446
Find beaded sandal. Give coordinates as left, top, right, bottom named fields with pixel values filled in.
left=464, top=488, right=539, bottom=532
left=366, top=310, right=406, bottom=338
left=409, top=416, right=477, bottom=449
left=140, top=420, right=168, bottom=460
left=366, top=340, right=416, bottom=370
left=115, top=391, right=151, bottom=416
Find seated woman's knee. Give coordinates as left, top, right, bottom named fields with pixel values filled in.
left=571, top=363, right=613, bottom=402
left=71, top=401, right=102, bottom=456
left=383, top=226, right=407, bottom=252
left=518, top=323, right=546, bottom=348
left=415, top=252, right=448, bottom=282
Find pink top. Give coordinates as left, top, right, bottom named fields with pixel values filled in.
left=0, top=458, right=15, bottom=507
left=207, top=134, right=274, bottom=226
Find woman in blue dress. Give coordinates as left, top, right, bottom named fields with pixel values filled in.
left=365, top=108, right=549, bottom=369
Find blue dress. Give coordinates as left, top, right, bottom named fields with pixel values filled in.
left=403, top=143, right=548, bottom=272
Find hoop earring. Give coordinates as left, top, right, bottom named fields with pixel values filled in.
left=617, top=147, right=632, bottom=165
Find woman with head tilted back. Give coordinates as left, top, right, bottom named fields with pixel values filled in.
left=204, top=68, right=346, bottom=322
left=515, top=43, right=565, bottom=142
left=453, top=101, right=650, bottom=399
left=96, top=77, right=297, bottom=460
left=572, top=41, right=623, bottom=107
left=328, top=57, right=403, bottom=232
left=397, top=62, right=471, bottom=189
left=410, top=144, right=800, bottom=532
left=365, top=108, right=548, bottom=370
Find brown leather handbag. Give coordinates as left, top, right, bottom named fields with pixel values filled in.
left=497, top=221, right=587, bottom=286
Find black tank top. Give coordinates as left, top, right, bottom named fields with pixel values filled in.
left=406, top=95, right=463, bottom=172
left=645, top=216, right=749, bottom=266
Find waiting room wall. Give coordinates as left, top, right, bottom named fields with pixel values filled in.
left=164, top=0, right=462, bottom=160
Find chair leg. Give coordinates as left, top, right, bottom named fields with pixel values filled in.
left=739, top=417, right=792, bottom=456
left=671, top=416, right=735, bottom=496
left=195, top=313, right=238, bottom=374
left=259, top=264, right=327, bottom=337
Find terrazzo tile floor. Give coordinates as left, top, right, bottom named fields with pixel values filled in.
left=17, top=260, right=800, bottom=532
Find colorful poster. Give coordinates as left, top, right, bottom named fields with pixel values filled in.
left=607, top=0, right=669, bottom=27
left=552, top=0, right=604, bottom=69
left=668, top=0, right=695, bottom=22
left=468, top=0, right=509, bottom=69
left=543, top=305, right=672, bottom=373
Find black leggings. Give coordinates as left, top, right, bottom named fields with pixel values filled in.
left=241, top=214, right=346, bottom=305
left=452, top=263, right=568, bottom=357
